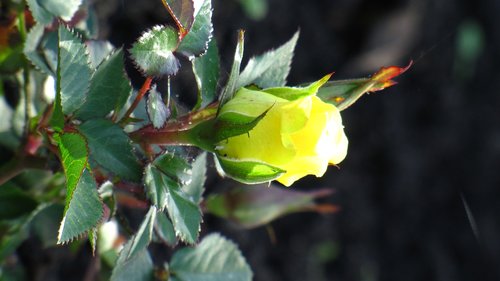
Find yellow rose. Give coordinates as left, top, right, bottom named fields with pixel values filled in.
left=215, top=84, right=348, bottom=186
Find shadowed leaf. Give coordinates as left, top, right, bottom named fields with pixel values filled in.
left=205, top=184, right=338, bottom=228
left=79, top=119, right=141, bottom=182
left=58, top=26, right=91, bottom=115
left=170, top=233, right=252, bottom=281
left=76, top=49, right=132, bottom=120
left=111, top=238, right=154, bottom=281
left=192, top=39, right=219, bottom=109
left=177, top=0, right=213, bottom=58
left=238, top=31, right=299, bottom=89
left=146, top=85, right=170, bottom=129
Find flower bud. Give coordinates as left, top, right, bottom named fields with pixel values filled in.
left=214, top=77, right=348, bottom=186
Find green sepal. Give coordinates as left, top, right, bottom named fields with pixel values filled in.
left=215, top=156, right=285, bottom=184
left=262, top=73, right=331, bottom=101
left=189, top=107, right=269, bottom=151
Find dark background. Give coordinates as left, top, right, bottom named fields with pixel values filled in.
left=96, top=0, right=499, bottom=280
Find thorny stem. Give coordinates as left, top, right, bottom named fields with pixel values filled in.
left=129, top=103, right=218, bottom=147
left=119, top=77, right=153, bottom=125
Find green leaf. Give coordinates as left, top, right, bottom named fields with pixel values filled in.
left=111, top=239, right=154, bottom=281
left=0, top=185, right=38, bottom=220
left=129, top=25, right=180, bottom=77
left=162, top=0, right=196, bottom=31
left=75, top=49, right=133, bottom=120
left=126, top=206, right=156, bottom=259
left=26, top=0, right=54, bottom=25
left=170, top=233, right=253, bottom=281
left=192, top=39, right=220, bottom=109
left=177, top=0, right=213, bottom=58
left=183, top=152, right=206, bottom=204
left=154, top=212, right=177, bottom=245
left=144, top=164, right=176, bottom=209
left=144, top=154, right=202, bottom=244
left=23, top=23, right=54, bottom=75
left=238, top=31, right=298, bottom=89
left=218, top=30, right=244, bottom=110
left=58, top=169, right=103, bottom=244
left=317, top=62, right=412, bottom=111
left=79, top=119, right=141, bottom=182
left=262, top=73, right=331, bottom=101
left=215, top=156, right=285, bottom=185
left=206, top=185, right=337, bottom=228
left=42, top=30, right=59, bottom=73
left=154, top=152, right=192, bottom=184
left=86, top=40, right=114, bottom=69
left=158, top=181, right=201, bottom=245
left=39, top=0, right=83, bottom=21
left=56, top=133, right=88, bottom=209
left=146, top=85, right=170, bottom=129
left=58, top=26, right=91, bottom=115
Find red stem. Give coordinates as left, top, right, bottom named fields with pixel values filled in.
left=119, top=77, right=153, bottom=125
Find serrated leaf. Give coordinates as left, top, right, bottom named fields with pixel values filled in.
left=56, top=133, right=88, bottom=209
left=26, top=0, right=54, bottom=25
left=130, top=26, right=180, bottom=77
left=79, top=119, right=141, bottom=182
left=75, top=49, right=133, bottom=120
left=317, top=61, right=412, bottom=111
left=58, top=26, right=91, bottom=115
left=170, top=233, right=253, bottom=281
left=216, top=156, right=285, bottom=185
left=39, top=0, right=83, bottom=21
left=144, top=164, right=176, bottom=209
left=126, top=206, right=156, bottom=259
left=206, top=184, right=337, bottom=228
left=192, top=39, right=219, bottom=109
left=146, top=85, right=170, bottom=129
left=42, top=30, right=59, bottom=73
left=177, top=0, right=213, bottom=58
left=86, top=40, right=114, bottom=69
left=154, top=212, right=177, bottom=245
left=143, top=163, right=201, bottom=244
left=111, top=239, right=154, bottom=281
left=161, top=0, right=196, bottom=32
left=58, top=169, right=103, bottom=244
left=183, top=153, right=206, bottom=204
left=237, top=31, right=299, bottom=89
left=23, top=23, right=54, bottom=74
left=154, top=152, right=192, bottom=184
left=218, top=30, right=244, bottom=109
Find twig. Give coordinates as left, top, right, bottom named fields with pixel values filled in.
left=118, top=77, right=153, bottom=125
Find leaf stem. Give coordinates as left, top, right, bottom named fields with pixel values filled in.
left=119, top=77, right=153, bottom=125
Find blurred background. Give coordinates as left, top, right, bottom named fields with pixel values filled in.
left=12, top=0, right=500, bottom=280
left=91, top=0, right=500, bottom=280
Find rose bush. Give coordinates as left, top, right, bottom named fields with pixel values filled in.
left=214, top=81, right=348, bottom=186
